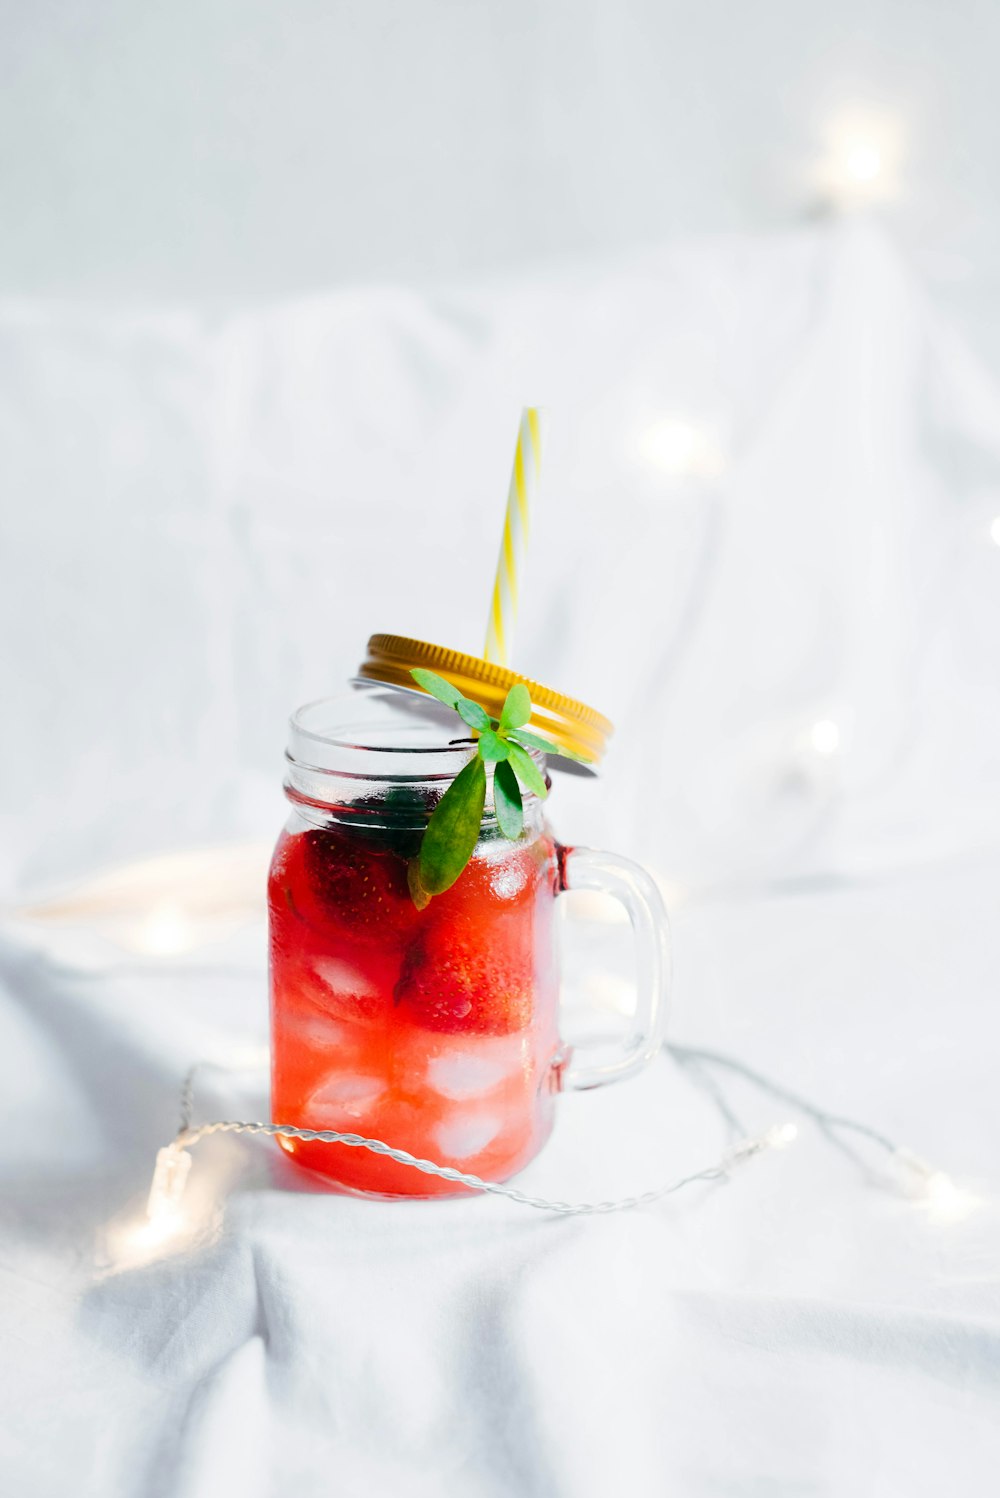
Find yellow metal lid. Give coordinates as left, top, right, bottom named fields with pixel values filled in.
left=358, top=633, right=613, bottom=766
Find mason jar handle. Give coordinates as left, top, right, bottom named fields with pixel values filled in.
left=557, top=845, right=671, bottom=1091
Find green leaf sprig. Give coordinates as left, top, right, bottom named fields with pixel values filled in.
left=408, top=667, right=559, bottom=901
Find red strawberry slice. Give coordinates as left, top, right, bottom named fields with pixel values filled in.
left=394, top=907, right=535, bottom=1034
left=279, top=827, right=421, bottom=947
left=443, top=838, right=555, bottom=913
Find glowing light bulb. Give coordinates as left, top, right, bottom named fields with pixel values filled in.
left=920, top=1171, right=979, bottom=1224
left=842, top=143, right=883, bottom=184
left=136, top=902, right=194, bottom=956
left=102, top=1146, right=198, bottom=1270
left=146, top=1144, right=192, bottom=1224
left=818, top=106, right=902, bottom=208
left=894, top=1148, right=980, bottom=1223
left=727, top=1122, right=799, bottom=1166
left=124, top=1214, right=187, bottom=1252
left=809, top=719, right=841, bottom=756
left=636, top=417, right=724, bottom=480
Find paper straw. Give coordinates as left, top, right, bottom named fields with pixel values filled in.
left=484, top=407, right=547, bottom=666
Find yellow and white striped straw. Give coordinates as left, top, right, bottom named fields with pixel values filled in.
left=484, top=406, right=547, bottom=666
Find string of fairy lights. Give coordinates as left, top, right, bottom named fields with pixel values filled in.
left=129, top=1037, right=976, bottom=1257
left=30, top=109, right=989, bottom=1256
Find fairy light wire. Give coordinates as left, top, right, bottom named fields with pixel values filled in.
left=665, top=1043, right=898, bottom=1154
left=664, top=1044, right=975, bottom=1214
left=144, top=1041, right=964, bottom=1230
left=147, top=1052, right=800, bottom=1223
left=158, top=1115, right=794, bottom=1217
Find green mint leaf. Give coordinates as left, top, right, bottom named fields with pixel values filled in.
left=507, top=727, right=555, bottom=755
left=419, top=756, right=487, bottom=894
left=456, top=697, right=491, bottom=731
left=500, top=682, right=531, bottom=730
left=493, top=760, right=524, bottom=839
left=407, top=859, right=433, bottom=910
left=410, top=667, right=463, bottom=707
left=506, top=741, right=548, bottom=799
left=477, top=728, right=510, bottom=762
left=507, top=728, right=592, bottom=764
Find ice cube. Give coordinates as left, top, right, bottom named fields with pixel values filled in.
left=302, top=955, right=389, bottom=1026
left=435, top=1112, right=503, bottom=1160
left=312, top=957, right=379, bottom=1002
left=307, top=1070, right=386, bottom=1121
left=285, top=1013, right=357, bottom=1051
left=425, top=1034, right=528, bottom=1100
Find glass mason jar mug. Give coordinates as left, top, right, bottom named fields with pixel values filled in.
left=268, top=684, right=670, bottom=1197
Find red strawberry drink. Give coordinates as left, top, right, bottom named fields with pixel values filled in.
left=269, top=689, right=563, bottom=1196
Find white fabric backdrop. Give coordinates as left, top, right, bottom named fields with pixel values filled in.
left=4, top=224, right=1000, bottom=897
left=2, top=847, right=998, bottom=1496
left=5, top=1, right=1000, bottom=372
left=2, top=224, right=999, bottom=1494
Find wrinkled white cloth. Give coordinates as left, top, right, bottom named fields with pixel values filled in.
left=3, top=223, right=1000, bottom=1494
left=1, top=842, right=998, bottom=1497
left=4, top=224, right=1000, bottom=898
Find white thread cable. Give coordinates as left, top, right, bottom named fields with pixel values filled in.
left=663, top=1044, right=976, bottom=1217
left=145, top=1043, right=967, bottom=1229
left=145, top=1055, right=798, bottom=1222
left=158, top=1115, right=796, bottom=1218
left=666, top=1043, right=897, bottom=1153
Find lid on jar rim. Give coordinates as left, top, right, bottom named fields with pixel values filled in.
left=357, top=633, right=613, bottom=767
